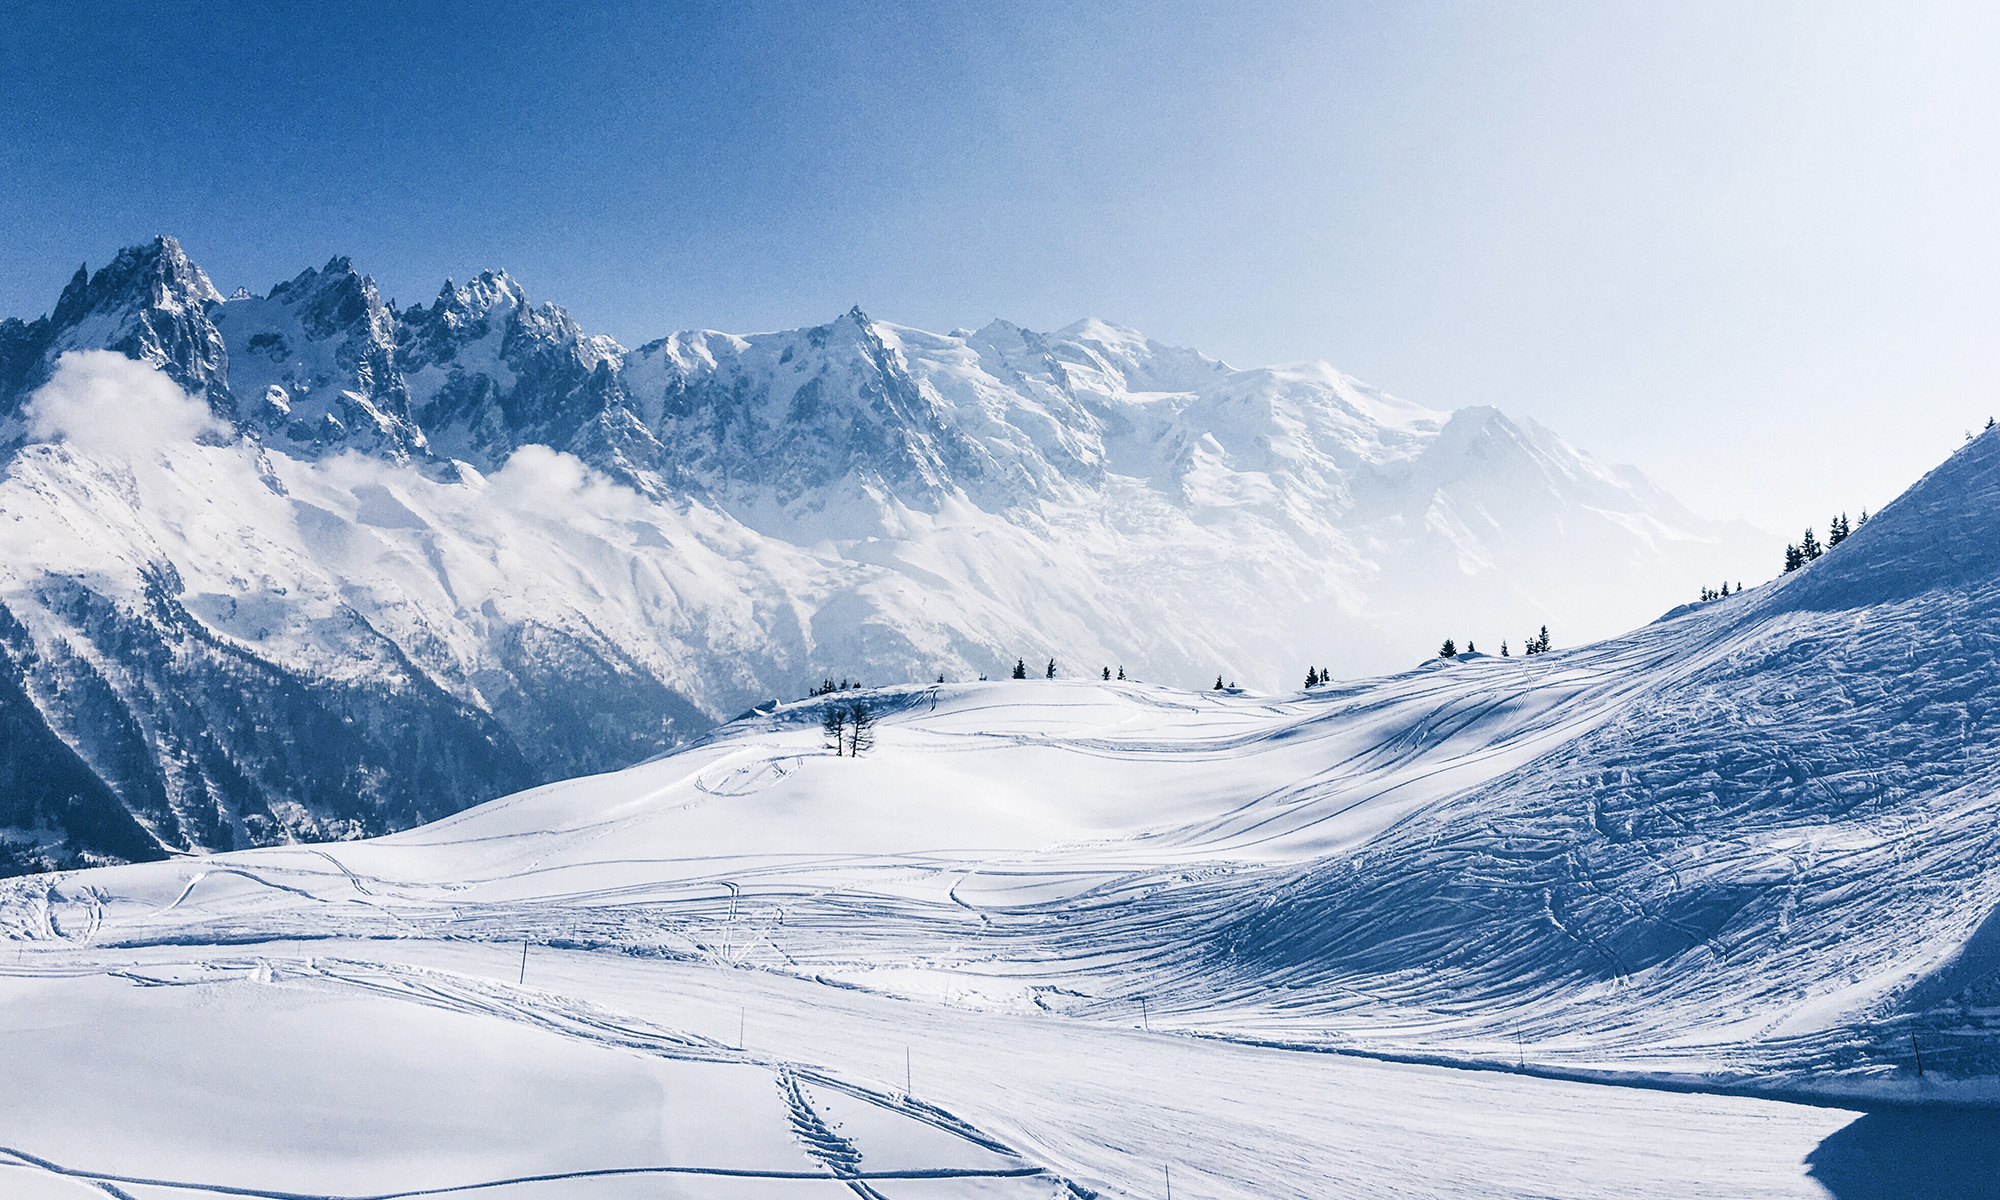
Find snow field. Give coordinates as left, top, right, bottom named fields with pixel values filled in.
left=0, top=940, right=1894, bottom=1199
left=16, top=419, right=2000, bottom=1196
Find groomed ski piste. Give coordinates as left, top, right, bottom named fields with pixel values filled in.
left=10, top=431, right=2000, bottom=1197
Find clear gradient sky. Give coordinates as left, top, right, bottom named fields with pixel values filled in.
left=4, top=1, right=1996, bottom=536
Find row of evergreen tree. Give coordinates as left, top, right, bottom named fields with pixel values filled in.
left=1783, top=510, right=1867, bottom=572
left=820, top=623, right=1565, bottom=711
left=1011, top=657, right=1061, bottom=679
left=1006, top=659, right=1136, bottom=681
left=1434, top=625, right=1551, bottom=660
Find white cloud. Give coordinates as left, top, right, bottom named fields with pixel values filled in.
left=485, top=443, right=642, bottom=516
left=23, top=351, right=226, bottom=458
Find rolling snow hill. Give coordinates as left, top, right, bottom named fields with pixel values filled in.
left=0, top=237, right=1769, bottom=873
left=3, top=426, right=1998, bottom=1196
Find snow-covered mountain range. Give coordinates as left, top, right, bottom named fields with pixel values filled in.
left=0, top=236, right=1770, bottom=872
left=4, top=421, right=1996, bottom=1198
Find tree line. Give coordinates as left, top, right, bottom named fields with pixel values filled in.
left=1783, top=510, right=1866, bottom=573
left=1430, top=625, right=1550, bottom=662
left=816, top=620, right=1563, bottom=717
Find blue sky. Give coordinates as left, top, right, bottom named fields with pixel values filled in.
left=4, top=1, right=1996, bottom=534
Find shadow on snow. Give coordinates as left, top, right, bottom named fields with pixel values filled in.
left=1807, top=1109, right=2000, bottom=1199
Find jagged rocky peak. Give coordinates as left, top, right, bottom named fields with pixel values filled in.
left=402, top=270, right=528, bottom=359
left=626, top=303, right=988, bottom=511
left=391, top=272, right=516, bottom=392
left=0, top=237, right=1761, bottom=550
left=399, top=268, right=617, bottom=371
left=265, top=256, right=397, bottom=345
left=395, top=268, right=623, bottom=385
left=0, top=236, right=233, bottom=414
left=210, top=255, right=429, bottom=461
left=389, top=268, right=655, bottom=483
left=56, top=234, right=224, bottom=324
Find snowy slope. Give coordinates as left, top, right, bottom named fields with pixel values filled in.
left=0, top=238, right=1772, bottom=872
left=5, top=430, right=1997, bottom=1196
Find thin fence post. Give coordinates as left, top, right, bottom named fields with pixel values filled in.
left=518, top=940, right=528, bottom=985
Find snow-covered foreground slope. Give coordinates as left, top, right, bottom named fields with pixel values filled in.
left=7, top=430, right=2000, bottom=1195
left=0, top=946, right=1946, bottom=1200
left=0, top=237, right=1772, bottom=874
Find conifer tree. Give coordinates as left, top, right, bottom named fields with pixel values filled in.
left=1046, top=658, right=1056, bottom=679
left=1784, top=543, right=1804, bottom=572
left=1501, top=640, right=1509, bottom=657
left=1801, top=527, right=1824, bottom=560
left=1466, top=640, right=1476, bottom=654
left=1117, top=666, right=1125, bottom=680
left=1828, top=513, right=1851, bottom=547
left=1215, top=675, right=1225, bottom=690
left=847, top=703, right=875, bottom=756
left=823, top=705, right=848, bottom=755
left=1305, top=666, right=1319, bottom=688
left=1858, top=510, right=1869, bottom=526
left=1102, top=666, right=1111, bottom=680
left=1439, top=639, right=1456, bottom=658
left=1013, top=658, right=1027, bottom=679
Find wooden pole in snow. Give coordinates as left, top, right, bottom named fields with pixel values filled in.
left=518, top=940, right=528, bottom=985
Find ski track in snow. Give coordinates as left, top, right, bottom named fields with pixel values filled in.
left=0, top=948, right=1074, bottom=1198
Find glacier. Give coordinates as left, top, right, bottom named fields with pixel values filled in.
left=0, top=237, right=1770, bottom=872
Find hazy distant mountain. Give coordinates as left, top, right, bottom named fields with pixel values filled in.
left=0, top=237, right=1772, bottom=872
